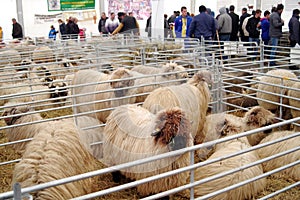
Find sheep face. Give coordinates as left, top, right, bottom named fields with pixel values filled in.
left=110, top=68, right=134, bottom=98
left=48, top=82, right=68, bottom=98
left=189, top=70, right=213, bottom=87
left=162, top=63, right=188, bottom=83
left=243, top=106, right=277, bottom=133
left=221, top=117, right=244, bottom=136
left=151, top=107, right=191, bottom=151
left=2, top=106, right=31, bottom=126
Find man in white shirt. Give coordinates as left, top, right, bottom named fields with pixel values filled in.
left=105, top=12, right=120, bottom=34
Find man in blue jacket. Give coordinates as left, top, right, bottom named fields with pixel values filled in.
left=174, top=6, right=192, bottom=38
left=188, top=5, right=216, bottom=41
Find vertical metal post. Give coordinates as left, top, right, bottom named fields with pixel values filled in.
left=260, top=40, right=264, bottom=73
left=189, top=150, right=195, bottom=200
left=13, top=182, right=22, bottom=200
left=16, top=0, right=25, bottom=37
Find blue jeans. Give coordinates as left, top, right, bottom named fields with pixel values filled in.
left=270, top=37, right=279, bottom=65
left=219, top=34, right=230, bottom=60
left=249, top=37, right=260, bottom=57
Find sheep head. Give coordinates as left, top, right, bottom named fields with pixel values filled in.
left=188, top=70, right=213, bottom=88
left=221, top=116, right=244, bottom=136
left=162, top=62, right=188, bottom=82
left=48, top=81, right=68, bottom=98
left=110, top=68, right=135, bottom=97
left=151, top=107, right=191, bottom=151
left=2, top=105, right=32, bottom=126
left=243, top=106, right=278, bottom=133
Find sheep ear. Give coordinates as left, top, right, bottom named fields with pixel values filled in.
left=151, top=128, right=161, bottom=137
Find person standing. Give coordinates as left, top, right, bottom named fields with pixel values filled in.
left=98, top=12, right=108, bottom=35
left=217, top=7, right=232, bottom=41
left=174, top=6, right=192, bottom=38
left=288, top=9, right=300, bottom=47
left=269, top=4, right=284, bottom=66
left=229, top=5, right=239, bottom=41
left=145, top=13, right=152, bottom=37
left=261, top=10, right=271, bottom=58
left=48, top=25, right=58, bottom=40
left=239, top=8, right=251, bottom=42
left=246, top=9, right=262, bottom=58
left=58, top=19, right=67, bottom=39
left=66, top=17, right=79, bottom=40
left=189, top=5, right=216, bottom=41
left=12, top=18, right=23, bottom=40
left=0, top=26, right=3, bottom=42
left=164, top=14, right=170, bottom=38
left=105, top=12, right=120, bottom=34
left=112, top=12, right=140, bottom=35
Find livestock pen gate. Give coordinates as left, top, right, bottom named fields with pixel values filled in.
left=0, top=35, right=299, bottom=200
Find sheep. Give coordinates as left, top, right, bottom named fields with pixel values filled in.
left=0, top=49, right=22, bottom=66
left=257, top=130, right=300, bottom=181
left=12, top=115, right=97, bottom=199
left=0, top=79, right=69, bottom=109
left=1, top=103, right=45, bottom=154
left=142, top=70, right=212, bottom=145
left=131, top=62, right=188, bottom=81
left=256, top=69, right=298, bottom=111
left=193, top=115, right=266, bottom=200
left=288, top=82, right=300, bottom=131
left=198, top=106, right=277, bottom=160
left=102, top=105, right=193, bottom=197
left=32, top=46, right=55, bottom=63
left=72, top=68, right=136, bottom=123
left=74, top=115, right=104, bottom=160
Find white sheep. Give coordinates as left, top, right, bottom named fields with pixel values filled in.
left=1, top=103, right=45, bottom=154
left=131, top=62, right=188, bottom=81
left=102, top=104, right=193, bottom=197
left=72, top=68, right=136, bottom=123
left=0, top=79, right=69, bottom=109
left=32, top=46, right=55, bottom=64
left=142, top=70, right=212, bottom=146
left=257, top=130, right=300, bottom=181
left=12, top=115, right=97, bottom=199
left=129, top=70, right=187, bottom=103
left=287, top=82, right=300, bottom=131
left=193, top=116, right=266, bottom=199
left=198, top=106, right=276, bottom=160
left=256, top=69, right=298, bottom=111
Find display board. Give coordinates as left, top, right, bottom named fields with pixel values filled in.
left=48, top=0, right=95, bottom=11
left=108, top=0, right=151, bottom=20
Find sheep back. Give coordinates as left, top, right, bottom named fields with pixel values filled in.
left=257, top=69, right=297, bottom=111
left=287, top=82, right=300, bottom=131
left=257, top=130, right=300, bottom=181
left=143, top=82, right=210, bottom=145
left=12, top=119, right=97, bottom=199
left=194, top=139, right=266, bottom=200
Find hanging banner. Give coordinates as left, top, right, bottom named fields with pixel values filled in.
left=48, top=0, right=95, bottom=11
left=34, top=13, right=63, bottom=24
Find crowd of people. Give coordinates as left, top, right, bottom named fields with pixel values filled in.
left=7, top=3, right=300, bottom=57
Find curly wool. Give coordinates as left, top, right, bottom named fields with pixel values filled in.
left=143, top=70, right=212, bottom=145
left=12, top=118, right=97, bottom=199
left=257, top=69, right=298, bottom=111
left=103, top=104, right=193, bottom=197
left=257, top=130, right=300, bottom=181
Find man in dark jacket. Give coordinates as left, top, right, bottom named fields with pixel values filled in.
left=288, top=9, right=300, bottom=47
left=12, top=18, right=23, bottom=40
left=189, top=5, right=216, bottom=41
left=112, top=12, right=140, bottom=35
left=229, top=5, right=239, bottom=41
left=246, top=9, right=262, bottom=58
left=66, top=17, right=80, bottom=40
left=269, top=4, right=284, bottom=66
left=98, top=12, right=108, bottom=34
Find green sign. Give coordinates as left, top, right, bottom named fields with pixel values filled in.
left=48, top=0, right=95, bottom=11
